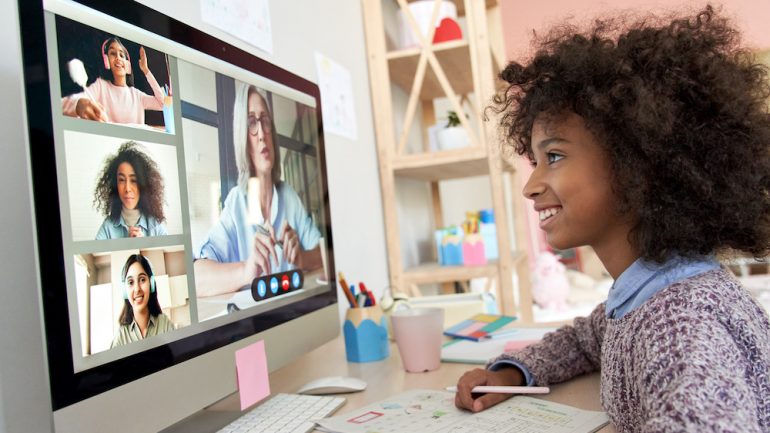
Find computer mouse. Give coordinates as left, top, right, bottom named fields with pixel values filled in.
left=296, top=376, right=367, bottom=395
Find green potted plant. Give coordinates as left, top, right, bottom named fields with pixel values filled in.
left=437, top=110, right=470, bottom=150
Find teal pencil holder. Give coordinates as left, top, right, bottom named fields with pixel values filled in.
left=162, top=97, right=175, bottom=134
left=343, top=306, right=390, bottom=363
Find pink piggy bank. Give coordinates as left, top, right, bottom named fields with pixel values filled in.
left=532, top=251, right=570, bottom=311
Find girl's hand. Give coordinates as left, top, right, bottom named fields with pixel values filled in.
left=75, top=98, right=108, bottom=122
left=127, top=226, right=144, bottom=238
left=138, top=46, right=149, bottom=75
left=454, top=367, right=524, bottom=412
left=278, top=221, right=302, bottom=268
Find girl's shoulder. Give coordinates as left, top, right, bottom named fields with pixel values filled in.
left=638, top=268, right=768, bottom=327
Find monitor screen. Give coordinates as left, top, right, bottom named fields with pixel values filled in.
left=18, top=0, right=338, bottom=424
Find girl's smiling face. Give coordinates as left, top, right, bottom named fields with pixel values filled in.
left=124, top=261, right=151, bottom=314
left=106, top=41, right=129, bottom=79
left=523, top=112, right=635, bottom=273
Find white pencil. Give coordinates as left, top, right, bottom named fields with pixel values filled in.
left=445, top=385, right=550, bottom=394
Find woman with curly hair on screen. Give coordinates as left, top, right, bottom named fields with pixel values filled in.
left=94, top=141, right=167, bottom=239
left=453, top=5, right=770, bottom=431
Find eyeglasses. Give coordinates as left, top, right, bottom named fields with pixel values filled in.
left=248, top=115, right=272, bottom=135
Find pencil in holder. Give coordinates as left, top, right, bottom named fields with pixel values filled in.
left=343, top=306, right=390, bottom=363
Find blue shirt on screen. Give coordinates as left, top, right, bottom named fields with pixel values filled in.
left=95, top=213, right=167, bottom=239
left=196, top=182, right=320, bottom=274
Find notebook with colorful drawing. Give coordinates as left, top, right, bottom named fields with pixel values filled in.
left=443, top=313, right=516, bottom=341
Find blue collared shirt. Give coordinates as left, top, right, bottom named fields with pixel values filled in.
left=605, top=256, right=720, bottom=319
left=196, top=183, right=321, bottom=274
left=489, top=255, right=720, bottom=385
left=95, top=212, right=167, bottom=239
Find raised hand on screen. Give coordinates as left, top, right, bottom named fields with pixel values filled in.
left=138, top=46, right=149, bottom=75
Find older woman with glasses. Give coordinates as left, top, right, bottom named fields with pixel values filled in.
left=193, top=81, right=323, bottom=297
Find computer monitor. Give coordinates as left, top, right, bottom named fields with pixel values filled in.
left=17, top=0, right=339, bottom=431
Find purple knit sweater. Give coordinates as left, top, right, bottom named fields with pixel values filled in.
left=491, top=269, right=770, bottom=432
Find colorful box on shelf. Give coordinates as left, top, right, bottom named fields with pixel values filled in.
left=479, top=209, right=498, bottom=261
left=435, top=226, right=464, bottom=266
left=462, top=234, right=487, bottom=266
left=442, top=235, right=464, bottom=266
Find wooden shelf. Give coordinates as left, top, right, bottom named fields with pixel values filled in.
left=403, top=262, right=498, bottom=285
left=393, top=147, right=515, bottom=181
left=388, top=40, right=473, bottom=100
left=404, top=0, right=498, bottom=17
left=393, top=147, right=487, bottom=180
left=363, top=0, right=531, bottom=319
left=402, top=252, right=526, bottom=286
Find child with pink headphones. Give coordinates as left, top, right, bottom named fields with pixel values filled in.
left=111, top=253, right=174, bottom=348
left=62, top=36, right=165, bottom=126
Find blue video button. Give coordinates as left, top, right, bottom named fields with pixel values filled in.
left=269, top=277, right=279, bottom=294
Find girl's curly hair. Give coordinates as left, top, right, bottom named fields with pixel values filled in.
left=93, top=141, right=166, bottom=223
left=493, top=5, right=770, bottom=262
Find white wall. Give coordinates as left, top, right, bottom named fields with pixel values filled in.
left=0, top=0, right=387, bottom=431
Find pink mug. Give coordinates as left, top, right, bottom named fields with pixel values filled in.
left=390, top=308, right=444, bottom=373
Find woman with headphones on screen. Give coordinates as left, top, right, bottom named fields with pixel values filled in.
left=61, top=36, right=165, bottom=125
left=111, top=254, right=174, bottom=348
left=193, top=82, right=323, bottom=297
left=94, top=141, right=167, bottom=239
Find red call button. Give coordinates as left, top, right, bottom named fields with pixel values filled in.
left=281, top=275, right=290, bottom=291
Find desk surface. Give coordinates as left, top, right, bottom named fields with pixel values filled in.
left=202, top=336, right=616, bottom=433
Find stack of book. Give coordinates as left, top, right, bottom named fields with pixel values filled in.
left=441, top=313, right=557, bottom=364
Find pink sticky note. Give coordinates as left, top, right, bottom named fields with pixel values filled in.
left=235, top=340, right=271, bottom=410
left=504, top=339, right=540, bottom=352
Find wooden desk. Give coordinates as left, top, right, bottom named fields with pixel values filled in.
left=201, top=336, right=616, bottom=432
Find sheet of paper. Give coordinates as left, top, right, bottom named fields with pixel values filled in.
left=441, top=327, right=556, bottom=364
left=314, top=52, right=357, bottom=140
left=316, top=389, right=609, bottom=433
left=235, top=340, right=270, bottom=410
left=200, top=0, right=273, bottom=54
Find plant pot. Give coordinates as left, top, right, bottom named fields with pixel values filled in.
left=437, top=126, right=470, bottom=151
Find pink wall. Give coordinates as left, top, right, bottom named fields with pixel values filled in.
left=500, top=0, right=770, bottom=61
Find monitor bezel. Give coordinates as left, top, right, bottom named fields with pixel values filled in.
left=17, top=0, right=337, bottom=410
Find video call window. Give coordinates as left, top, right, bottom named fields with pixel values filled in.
left=73, top=246, right=190, bottom=356
left=56, top=15, right=174, bottom=132
left=48, top=7, right=332, bottom=367
left=63, top=132, right=183, bottom=241
left=178, top=60, right=329, bottom=321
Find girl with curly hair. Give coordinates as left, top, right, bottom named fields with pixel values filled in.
left=94, top=141, right=167, bottom=239
left=454, top=6, right=770, bottom=431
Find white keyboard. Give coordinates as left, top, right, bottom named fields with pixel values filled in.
left=217, top=393, right=346, bottom=433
